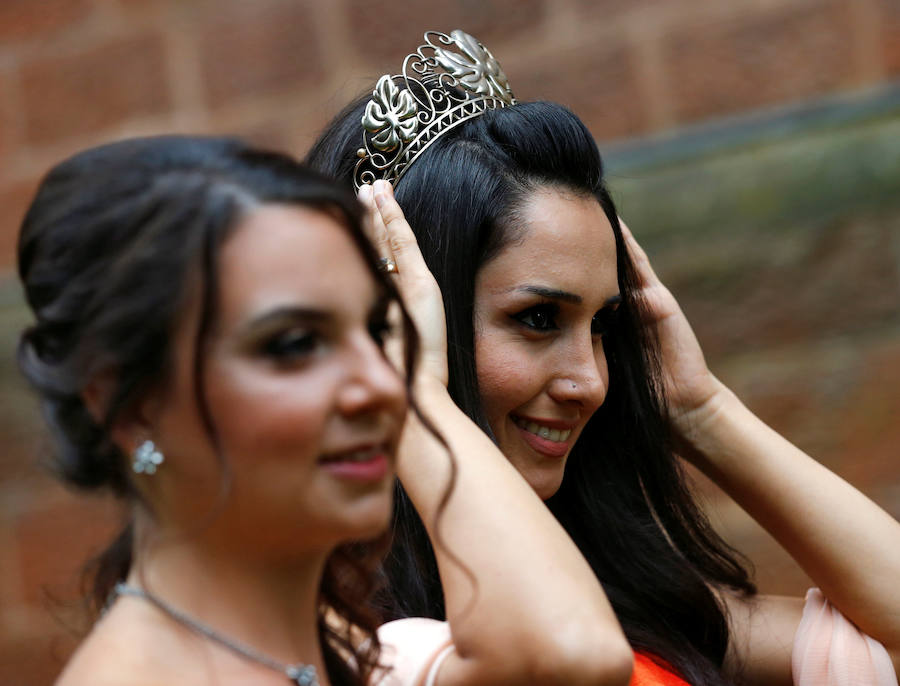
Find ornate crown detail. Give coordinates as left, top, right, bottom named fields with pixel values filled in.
left=354, top=29, right=516, bottom=189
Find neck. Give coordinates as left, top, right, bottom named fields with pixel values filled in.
left=127, top=515, right=333, bottom=684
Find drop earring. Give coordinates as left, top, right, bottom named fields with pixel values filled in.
left=132, top=439, right=164, bottom=475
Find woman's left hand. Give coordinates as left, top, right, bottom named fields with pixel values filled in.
left=623, top=222, right=900, bottom=676
left=619, top=219, right=724, bottom=437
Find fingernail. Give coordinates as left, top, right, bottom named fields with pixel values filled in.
left=358, top=184, right=372, bottom=200
left=373, top=180, right=386, bottom=206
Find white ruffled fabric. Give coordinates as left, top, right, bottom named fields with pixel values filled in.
left=793, top=588, right=897, bottom=686
left=372, top=618, right=454, bottom=686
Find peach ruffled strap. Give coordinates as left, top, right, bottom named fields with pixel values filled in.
left=792, top=588, right=897, bottom=686
left=371, top=618, right=454, bottom=686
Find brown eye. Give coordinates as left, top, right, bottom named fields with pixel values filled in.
left=513, top=304, right=559, bottom=331
left=262, top=329, right=318, bottom=360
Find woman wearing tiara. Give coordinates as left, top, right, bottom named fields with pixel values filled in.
left=307, top=29, right=900, bottom=686
left=20, top=135, right=633, bottom=686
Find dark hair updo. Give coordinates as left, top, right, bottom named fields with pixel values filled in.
left=308, top=98, right=756, bottom=686
left=17, top=135, right=410, bottom=686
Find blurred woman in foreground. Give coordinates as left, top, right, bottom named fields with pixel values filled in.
left=17, top=135, right=631, bottom=686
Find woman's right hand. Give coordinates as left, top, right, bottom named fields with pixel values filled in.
left=358, top=180, right=449, bottom=388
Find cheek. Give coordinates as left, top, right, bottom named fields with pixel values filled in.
left=206, top=366, right=331, bottom=459
left=474, top=333, right=536, bottom=420
left=597, top=346, right=610, bottom=388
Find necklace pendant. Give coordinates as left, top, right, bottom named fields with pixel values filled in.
left=286, top=664, right=318, bottom=686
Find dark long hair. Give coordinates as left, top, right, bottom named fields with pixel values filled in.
left=16, top=135, right=417, bottom=686
left=307, top=99, right=756, bottom=685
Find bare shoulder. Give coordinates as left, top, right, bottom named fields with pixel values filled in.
left=718, top=590, right=805, bottom=686
left=55, top=604, right=190, bottom=686
left=55, top=620, right=144, bottom=686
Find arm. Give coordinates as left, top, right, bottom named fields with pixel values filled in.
left=621, top=221, right=900, bottom=680
left=683, top=381, right=900, bottom=679
left=363, top=181, right=633, bottom=686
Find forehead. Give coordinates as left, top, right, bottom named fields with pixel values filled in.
left=215, top=204, right=374, bottom=322
left=478, top=190, right=619, bottom=298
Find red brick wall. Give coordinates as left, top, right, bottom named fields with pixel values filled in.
left=1, top=1, right=898, bottom=683
left=2, top=0, right=899, bottom=269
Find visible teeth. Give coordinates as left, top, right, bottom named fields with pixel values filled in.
left=515, top=418, right=572, bottom=442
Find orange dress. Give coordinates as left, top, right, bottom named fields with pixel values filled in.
left=375, top=619, right=696, bottom=686
left=630, top=653, right=691, bottom=686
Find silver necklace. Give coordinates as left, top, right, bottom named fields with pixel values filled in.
left=113, top=582, right=319, bottom=686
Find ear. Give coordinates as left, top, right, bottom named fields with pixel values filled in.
left=82, top=373, right=162, bottom=457
left=82, top=371, right=115, bottom=425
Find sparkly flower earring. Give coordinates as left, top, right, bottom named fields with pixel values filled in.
left=132, top=439, right=164, bottom=475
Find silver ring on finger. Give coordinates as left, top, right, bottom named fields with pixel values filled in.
left=378, top=257, right=398, bottom=274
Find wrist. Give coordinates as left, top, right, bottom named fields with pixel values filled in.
left=670, top=378, right=743, bottom=462
left=411, top=371, right=451, bottom=407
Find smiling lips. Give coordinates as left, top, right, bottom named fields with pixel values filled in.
left=319, top=445, right=391, bottom=481
left=512, top=416, right=575, bottom=458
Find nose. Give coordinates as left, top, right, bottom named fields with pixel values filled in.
left=337, top=331, right=408, bottom=419
left=546, top=333, right=608, bottom=411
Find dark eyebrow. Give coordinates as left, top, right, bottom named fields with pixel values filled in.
left=238, top=306, right=333, bottom=335
left=517, top=285, right=622, bottom=308
left=238, top=290, right=392, bottom=335
left=517, top=285, right=582, bottom=304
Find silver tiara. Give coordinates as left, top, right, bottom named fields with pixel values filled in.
left=354, top=29, right=516, bottom=189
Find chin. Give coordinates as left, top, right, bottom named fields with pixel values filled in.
left=339, top=491, right=394, bottom=541
left=522, top=467, right=566, bottom=501
left=500, top=436, right=569, bottom=501
left=359, top=508, right=393, bottom=539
